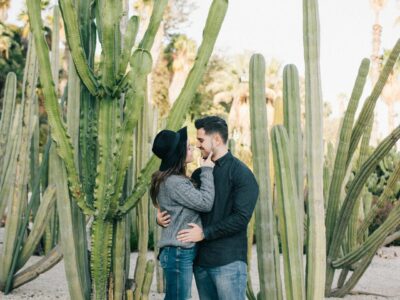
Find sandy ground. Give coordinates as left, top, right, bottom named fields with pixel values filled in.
left=1, top=228, right=399, bottom=299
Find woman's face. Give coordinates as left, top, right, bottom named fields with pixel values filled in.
left=185, top=140, right=194, bottom=164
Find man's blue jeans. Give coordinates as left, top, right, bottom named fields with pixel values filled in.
left=194, top=260, right=247, bottom=300
left=159, top=246, right=197, bottom=300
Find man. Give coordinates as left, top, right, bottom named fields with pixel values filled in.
left=158, top=116, right=259, bottom=300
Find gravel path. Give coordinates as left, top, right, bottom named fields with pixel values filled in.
left=1, top=228, right=399, bottom=299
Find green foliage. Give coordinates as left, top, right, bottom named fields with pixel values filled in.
left=0, top=23, right=26, bottom=99
left=366, top=149, right=400, bottom=198
left=191, top=55, right=231, bottom=119
left=151, top=55, right=170, bottom=117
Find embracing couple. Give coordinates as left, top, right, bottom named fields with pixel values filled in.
left=150, top=116, right=259, bottom=300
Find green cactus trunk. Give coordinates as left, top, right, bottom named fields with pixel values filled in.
left=271, top=126, right=305, bottom=300
left=24, top=0, right=228, bottom=298
left=303, top=0, right=326, bottom=298
left=249, top=53, right=282, bottom=300
left=0, top=29, right=38, bottom=289
left=283, top=64, right=304, bottom=249
left=0, top=72, right=17, bottom=218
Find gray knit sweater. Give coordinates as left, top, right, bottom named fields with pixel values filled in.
left=157, top=167, right=214, bottom=249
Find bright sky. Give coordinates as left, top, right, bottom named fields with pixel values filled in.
left=7, top=0, right=400, bottom=105
left=183, top=0, right=400, bottom=105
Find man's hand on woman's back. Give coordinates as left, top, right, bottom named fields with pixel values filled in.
left=157, top=208, right=171, bottom=227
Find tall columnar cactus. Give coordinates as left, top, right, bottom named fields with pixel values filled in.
left=325, top=58, right=370, bottom=249
left=324, top=38, right=400, bottom=295
left=282, top=64, right=304, bottom=249
left=302, top=0, right=326, bottom=299
left=245, top=1, right=400, bottom=299
left=0, top=28, right=40, bottom=290
left=25, top=0, right=228, bottom=298
left=0, top=72, right=17, bottom=180
left=0, top=72, right=17, bottom=218
left=249, top=53, right=282, bottom=300
left=271, top=126, right=306, bottom=300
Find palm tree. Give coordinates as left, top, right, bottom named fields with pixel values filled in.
left=167, top=34, right=196, bottom=105
left=370, top=0, right=387, bottom=84
left=381, top=49, right=400, bottom=130
left=213, top=53, right=282, bottom=148
left=0, top=0, right=10, bottom=23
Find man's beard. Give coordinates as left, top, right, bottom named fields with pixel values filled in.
left=200, top=149, right=210, bottom=159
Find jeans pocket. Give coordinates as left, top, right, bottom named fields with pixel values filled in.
left=159, top=248, right=169, bottom=269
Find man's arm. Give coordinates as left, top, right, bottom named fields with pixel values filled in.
left=203, top=166, right=259, bottom=240
left=177, top=165, right=259, bottom=243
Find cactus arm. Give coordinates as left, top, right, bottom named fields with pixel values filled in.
left=328, top=126, right=400, bottom=266
left=27, top=0, right=94, bottom=215
left=271, top=125, right=305, bottom=300
left=67, top=56, right=92, bottom=298
left=6, top=136, right=50, bottom=277
left=79, top=94, right=98, bottom=207
left=330, top=249, right=375, bottom=297
left=16, top=187, right=56, bottom=270
left=53, top=146, right=89, bottom=300
left=110, top=50, right=152, bottom=215
left=166, top=0, right=228, bottom=130
left=332, top=202, right=400, bottom=269
left=0, top=72, right=17, bottom=174
left=58, top=0, right=98, bottom=95
left=77, top=0, right=97, bottom=172
left=112, top=217, right=128, bottom=299
left=116, top=0, right=168, bottom=94
left=118, top=156, right=159, bottom=214
left=119, top=16, right=139, bottom=77
left=93, top=96, right=119, bottom=219
left=0, top=106, right=21, bottom=219
left=3, top=145, right=52, bottom=292
left=79, top=0, right=98, bottom=208
left=11, top=245, right=63, bottom=290
left=138, top=0, right=169, bottom=50
left=303, top=0, right=326, bottom=298
left=140, top=260, right=155, bottom=300
left=0, top=73, right=18, bottom=217
left=0, top=49, right=37, bottom=290
left=357, top=162, right=400, bottom=239
left=325, top=58, right=370, bottom=249
left=346, top=39, right=400, bottom=167
left=111, top=0, right=169, bottom=209
left=117, top=0, right=228, bottom=215
left=98, top=0, right=122, bottom=89
left=249, top=53, right=281, bottom=300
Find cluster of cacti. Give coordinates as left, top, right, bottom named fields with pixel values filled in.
left=0, top=30, right=63, bottom=293
left=1, top=0, right=228, bottom=299
left=365, top=149, right=400, bottom=197
left=249, top=0, right=400, bottom=298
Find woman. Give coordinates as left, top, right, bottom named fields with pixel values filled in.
left=150, top=126, right=215, bottom=300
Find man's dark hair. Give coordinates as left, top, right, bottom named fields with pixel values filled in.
left=194, top=116, right=228, bottom=144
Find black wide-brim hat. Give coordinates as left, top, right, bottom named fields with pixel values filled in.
left=152, top=127, right=188, bottom=171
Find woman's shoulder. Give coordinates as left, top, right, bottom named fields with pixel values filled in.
left=164, top=174, right=190, bottom=187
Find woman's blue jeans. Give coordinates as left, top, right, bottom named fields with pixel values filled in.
left=159, top=246, right=197, bottom=300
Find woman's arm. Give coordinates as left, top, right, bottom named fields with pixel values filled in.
left=168, top=167, right=215, bottom=212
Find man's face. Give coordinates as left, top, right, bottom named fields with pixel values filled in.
left=196, top=128, right=214, bottom=158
